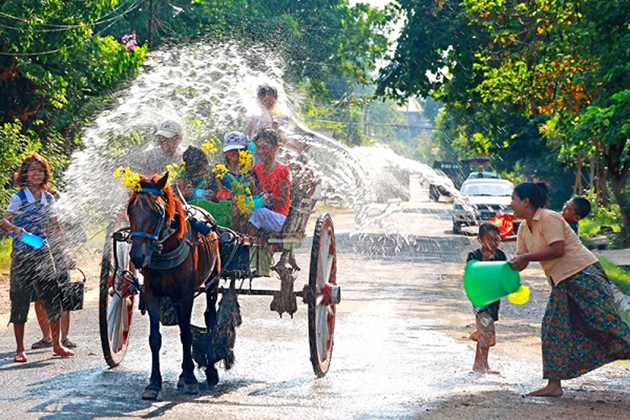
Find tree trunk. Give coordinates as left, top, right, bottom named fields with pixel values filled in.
left=596, top=142, right=610, bottom=207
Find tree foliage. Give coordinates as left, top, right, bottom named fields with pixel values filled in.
left=378, top=0, right=630, bottom=241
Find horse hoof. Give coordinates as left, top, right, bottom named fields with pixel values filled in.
left=206, top=368, right=219, bottom=386
left=141, top=387, right=160, bottom=400
left=184, top=382, right=199, bottom=395
left=177, top=376, right=185, bottom=388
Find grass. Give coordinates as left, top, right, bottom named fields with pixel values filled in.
left=599, top=257, right=630, bottom=295
left=0, top=236, right=11, bottom=272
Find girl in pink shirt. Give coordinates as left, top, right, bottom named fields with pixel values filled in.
left=509, top=182, right=630, bottom=397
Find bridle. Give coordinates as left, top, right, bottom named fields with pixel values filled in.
left=128, top=189, right=169, bottom=249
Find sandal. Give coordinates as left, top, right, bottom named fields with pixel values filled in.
left=31, top=339, right=53, bottom=349
left=61, top=339, right=77, bottom=349
left=14, top=352, right=27, bottom=363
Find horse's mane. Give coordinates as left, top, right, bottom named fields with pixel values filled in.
left=129, top=174, right=187, bottom=240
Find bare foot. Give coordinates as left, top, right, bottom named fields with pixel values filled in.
left=473, top=365, right=500, bottom=375
left=52, top=346, right=75, bottom=358
left=527, top=383, right=563, bottom=397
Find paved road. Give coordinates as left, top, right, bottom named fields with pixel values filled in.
left=0, top=184, right=629, bottom=420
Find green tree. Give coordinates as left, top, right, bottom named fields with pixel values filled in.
left=377, top=0, right=630, bottom=242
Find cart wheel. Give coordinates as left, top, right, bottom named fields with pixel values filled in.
left=99, top=210, right=138, bottom=367
left=308, top=213, right=339, bottom=377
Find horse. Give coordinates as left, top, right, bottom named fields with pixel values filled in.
left=126, top=172, right=221, bottom=400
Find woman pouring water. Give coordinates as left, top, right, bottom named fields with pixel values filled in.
left=509, top=182, right=630, bottom=397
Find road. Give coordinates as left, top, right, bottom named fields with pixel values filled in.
left=0, top=183, right=629, bottom=420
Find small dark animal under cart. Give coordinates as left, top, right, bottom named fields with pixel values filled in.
left=99, top=187, right=340, bottom=379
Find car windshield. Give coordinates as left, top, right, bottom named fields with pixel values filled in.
left=461, top=182, right=513, bottom=196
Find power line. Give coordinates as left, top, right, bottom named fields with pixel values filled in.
left=0, top=0, right=140, bottom=33
left=0, top=5, right=136, bottom=56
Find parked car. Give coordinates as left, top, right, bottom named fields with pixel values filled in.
left=452, top=179, right=515, bottom=234
left=467, top=171, right=500, bottom=179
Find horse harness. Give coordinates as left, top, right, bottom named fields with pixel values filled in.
left=129, top=188, right=217, bottom=270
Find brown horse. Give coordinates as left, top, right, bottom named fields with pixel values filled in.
left=127, top=172, right=221, bottom=400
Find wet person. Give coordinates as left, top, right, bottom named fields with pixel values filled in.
left=248, top=84, right=288, bottom=140
left=31, top=249, right=75, bottom=350
left=179, top=146, right=214, bottom=201
left=143, top=119, right=185, bottom=176
left=509, top=182, right=630, bottom=397
left=561, top=196, right=591, bottom=236
left=248, top=129, right=291, bottom=233
left=466, top=222, right=506, bottom=374
left=216, top=132, right=259, bottom=193
left=1, top=153, right=76, bottom=362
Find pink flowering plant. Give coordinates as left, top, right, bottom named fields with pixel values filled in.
left=121, top=33, right=137, bottom=51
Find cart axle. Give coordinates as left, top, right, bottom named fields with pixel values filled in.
left=217, top=286, right=305, bottom=298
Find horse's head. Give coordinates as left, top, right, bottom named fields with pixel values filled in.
left=127, top=172, right=186, bottom=269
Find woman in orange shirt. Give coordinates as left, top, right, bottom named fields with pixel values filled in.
left=509, top=182, right=630, bottom=397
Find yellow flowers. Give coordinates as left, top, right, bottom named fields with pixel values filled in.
left=212, top=164, right=228, bottom=180
left=201, top=138, right=220, bottom=158
left=113, top=166, right=142, bottom=192
left=238, top=150, right=253, bottom=174
left=166, top=161, right=186, bottom=179
left=231, top=179, right=255, bottom=215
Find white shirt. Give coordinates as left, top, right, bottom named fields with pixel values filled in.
left=142, top=144, right=184, bottom=176
left=7, top=187, right=57, bottom=217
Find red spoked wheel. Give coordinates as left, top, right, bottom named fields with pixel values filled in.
left=99, top=209, right=139, bottom=367
left=308, top=213, right=340, bottom=377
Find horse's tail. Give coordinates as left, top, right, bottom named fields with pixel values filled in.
left=212, top=286, right=241, bottom=370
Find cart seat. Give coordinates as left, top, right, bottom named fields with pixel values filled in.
left=268, top=187, right=316, bottom=242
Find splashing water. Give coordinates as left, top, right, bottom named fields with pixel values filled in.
left=60, top=41, right=460, bottom=248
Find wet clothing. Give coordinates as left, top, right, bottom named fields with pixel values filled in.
left=466, top=248, right=506, bottom=321
left=517, top=208, right=597, bottom=286
left=475, top=311, right=496, bottom=348
left=7, top=189, right=56, bottom=252
left=252, top=162, right=291, bottom=216
left=142, top=144, right=183, bottom=176
left=249, top=207, right=286, bottom=232
left=6, top=188, right=61, bottom=323
left=542, top=263, right=630, bottom=380
left=11, top=250, right=60, bottom=323
left=221, top=172, right=247, bottom=191
left=182, top=171, right=209, bottom=190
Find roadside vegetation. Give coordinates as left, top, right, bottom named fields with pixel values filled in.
left=377, top=0, right=629, bottom=244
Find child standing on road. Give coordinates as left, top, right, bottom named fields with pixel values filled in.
left=466, top=222, right=506, bottom=374
left=561, top=196, right=591, bottom=236
left=0, top=153, right=75, bottom=362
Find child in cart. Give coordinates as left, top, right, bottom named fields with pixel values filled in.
left=248, top=129, right=291, bottom=234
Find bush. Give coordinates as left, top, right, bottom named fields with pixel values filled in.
left=580, top=189, right=622, bottom=237
left=0, top=237, right=12, bottom=272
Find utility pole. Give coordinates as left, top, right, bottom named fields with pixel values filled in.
left=147, top=0, right=154, bottom=48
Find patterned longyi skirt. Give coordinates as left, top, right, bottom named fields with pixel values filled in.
left=542, top=263, right=630, bottom=380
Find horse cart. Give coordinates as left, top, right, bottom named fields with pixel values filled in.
left=98, top=179, right=340, bottom=390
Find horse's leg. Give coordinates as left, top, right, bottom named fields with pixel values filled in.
left=175, top=298, right=199, bottom=395
left=142, top=295, right=162, bottom=400
left=205, top=289, right=219, bottom=386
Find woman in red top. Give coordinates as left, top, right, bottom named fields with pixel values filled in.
left=249, top=129, right=291, bottom=233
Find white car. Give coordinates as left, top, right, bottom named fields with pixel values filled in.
left=452, top=179, right=515, bottom=234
